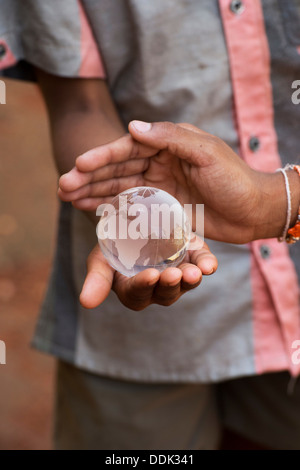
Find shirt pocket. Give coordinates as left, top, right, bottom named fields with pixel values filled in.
left=278, top=0, right=300, bottom=48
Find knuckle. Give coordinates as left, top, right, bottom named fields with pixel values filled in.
left=142, top=159, right=150, bottom=172
left=158, top=121, right=177, bottom=138
left=131, top=143, right=140, bottom=160
left=156, top=295, right=177, bottom=307
left=168, top=140, right=181, bottom=156
left=182, top=280, right=201, bottom=291
left=209, top=134, right=223, bottom=149
left=178, top=122, right=198, bottom=133
left=115, top=162, right=125, bottom=178
left=123, top=295, right=150, bottom=311
left=106, top=147, right=114, bottom=165
left=125, top=302, right=145, bottom=311
left=110, top=178, right=120, bottom=195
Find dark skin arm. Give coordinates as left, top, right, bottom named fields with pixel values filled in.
left=36, top=70, right=125, bottom=174
left=36, top=71, right=217, bottom=310
left=36, top=69, right=125, bottom=227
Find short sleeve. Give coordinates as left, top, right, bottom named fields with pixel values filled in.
left=0, top=1, right=19, bottom=70
left=0, top=0, right=106, bottom=78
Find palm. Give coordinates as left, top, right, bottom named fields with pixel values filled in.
left=77, top=236, right=217, bottom=311
left=142, top=150, right=198, bottom=206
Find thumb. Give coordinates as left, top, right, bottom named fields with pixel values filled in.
left=79, top=245, right=114, bottom=309
left=128, top=120, right=213, bottom=165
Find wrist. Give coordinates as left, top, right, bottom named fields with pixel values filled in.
left=285, top=165, right=300, bottom=244
left=287, top=168, right=300, bottom=228
left=252, top=168, right=300, bottom=241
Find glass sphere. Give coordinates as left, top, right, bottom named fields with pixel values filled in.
left=97, top=187, right=191, bottom=277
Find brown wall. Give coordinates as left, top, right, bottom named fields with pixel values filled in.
left=0, top=78, right=57, bottom=450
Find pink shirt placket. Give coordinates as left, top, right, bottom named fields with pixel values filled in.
left=219, top=0, right=300, bottom=376
left=0, top=39, right=17, bottom=70
left=78, top=0, right=106, bottom=78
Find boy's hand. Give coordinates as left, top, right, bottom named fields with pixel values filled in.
left=59, top=121, right=289, bottom=244
left=81, top=238, right=217, bottom=310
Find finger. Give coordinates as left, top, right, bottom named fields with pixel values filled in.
left=113, top=269, right=160, bottom=311
left=59, top=167, right=93, bottom=192
left=128, top=120, right=215, bottom=166
left=72, top=197, right=113, bottom=211
left=152, top=267, right=183, bottom=306
left=87, top=158, right=149, bottom=181
left=59, top=159, right=149, bottom=194
left=178, top=122, right=209, bottom=135
left=189, top=241, right=218, bottom=275
left=76, top=134, right=157, bottom=172
left=58, top=174, right=145, bottom=202
left=178, top=263, right=202, bottom=290
left=79, top=245, right=114, bottom=309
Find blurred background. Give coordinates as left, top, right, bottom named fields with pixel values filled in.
left=0, top=77, right=57, bottom=449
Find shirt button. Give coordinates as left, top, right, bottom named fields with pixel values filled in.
left=260, top=245, right=271, bottom=260
left=249, top=136, right=260, bottom=153
left=230, top=0, right=245, bottom=15
left=0, top=43, right=6, bottom=59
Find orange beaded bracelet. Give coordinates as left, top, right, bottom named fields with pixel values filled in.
left=285, top=165, right=300, bottom=244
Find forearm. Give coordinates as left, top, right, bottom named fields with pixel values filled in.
left=35, top=70, right=125, bottom=223
left=35, top=69, right=125, bottom=174
left=50, top=109, right=125, bottom=175
left=52, top=110, right=125, bottom=226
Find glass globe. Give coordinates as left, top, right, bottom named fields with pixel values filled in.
left=97, top=187, right=191, bottom=277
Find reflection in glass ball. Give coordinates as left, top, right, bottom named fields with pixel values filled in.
left=97, top=187, right=191, bottom=277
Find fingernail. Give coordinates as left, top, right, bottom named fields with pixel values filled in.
left=206, top=268, right=215, bottom=275
left=201, top=260, right=216, bottom=275
left=132, top=120, right=152, bottom=132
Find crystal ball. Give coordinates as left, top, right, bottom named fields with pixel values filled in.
left=96, top=187, right=191, bottom=277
